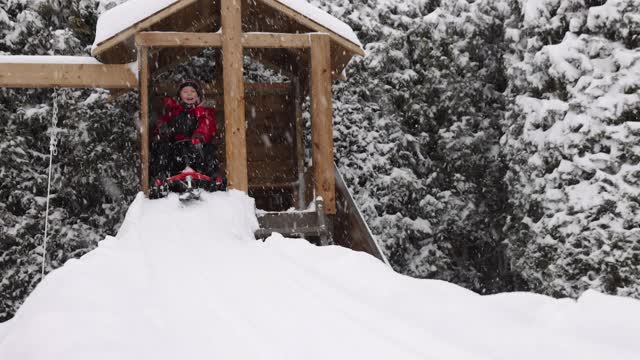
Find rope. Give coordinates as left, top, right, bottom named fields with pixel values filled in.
left=42, top=89, right=60, bottom=277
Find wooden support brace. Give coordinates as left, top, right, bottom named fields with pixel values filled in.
left=310, top=34, right=336, bottom=214
left=138, top=46, right=150, bottom=196
left=222, top=0, right=248, bottom=192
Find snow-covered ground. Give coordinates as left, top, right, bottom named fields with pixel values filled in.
left=0, top=191, right=638, bottom=359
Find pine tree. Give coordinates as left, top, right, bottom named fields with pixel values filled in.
left=502, top=0, right=640, bottom=298
left=0, top=0, right=139, bottom=320
left=312, top=0, right=514, bottom=293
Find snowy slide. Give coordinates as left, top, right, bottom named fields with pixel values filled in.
left=0, top=191, right=639, bottom=359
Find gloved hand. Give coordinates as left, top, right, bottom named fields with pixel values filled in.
left=191, top=135, right=204, bottom=145
left=158, top=122, right=173, bottom=138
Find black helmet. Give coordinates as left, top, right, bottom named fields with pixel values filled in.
left=177, top=79, right=204, bottom=100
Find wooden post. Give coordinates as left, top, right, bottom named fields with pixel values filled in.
left=221, top=0, right=248, bottom=191
left=214, top=49, right=223, bottom=88
left=293, top=76, right=305, bottom=210
left=138, top=45, right=150, bottom=196
left=310, top=34, right=335, bottom=214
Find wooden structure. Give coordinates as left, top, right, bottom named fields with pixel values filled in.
left=0, top=0, right=387, bottom=263
left=256, top=165, right=386, bottom=262
left=88, top=0, right=367, bottom=214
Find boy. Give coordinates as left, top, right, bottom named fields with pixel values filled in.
left=151, top=80, right=218, bottom=183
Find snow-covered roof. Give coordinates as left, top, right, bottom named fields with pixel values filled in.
left=257, top=0, right=362, bottom=48
left=92, top=0, right=363, bottom=57
left=93, top=0, right=179, bottom=51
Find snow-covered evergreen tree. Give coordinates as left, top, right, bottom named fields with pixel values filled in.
left=313, top=0, right=515, bottom=292
left=0, top=0, right=138, bottom=320
left=502, top=0, right=640, bottom=297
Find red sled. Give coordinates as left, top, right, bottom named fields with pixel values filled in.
left=150, top=167, right=226, bottom=201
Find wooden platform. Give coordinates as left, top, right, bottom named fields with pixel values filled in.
left=256, top=198, right=331, bottom=246
left=255, top=164, right=388, bottom=263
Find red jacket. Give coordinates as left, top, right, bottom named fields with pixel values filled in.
left=153, top=97, right=216, bottom=143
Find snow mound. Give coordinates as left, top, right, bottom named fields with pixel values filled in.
left=0, top=191, right=639, bottom=359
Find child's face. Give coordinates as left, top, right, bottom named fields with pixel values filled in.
left=180, top=86, right=199, bottom=105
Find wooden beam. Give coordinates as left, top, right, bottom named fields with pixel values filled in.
left=136, top=31, right=314, bottom=49
left=211, top=35, right=222, bottom=193
left=147, top=14, right=220, bottom=76
left=310, top=33, right=335, bottom=214
left=92, top=0, right=200, bottom=61
left=257, top=0, right=365, bottom=57
left=222, top=0, right=248, bottom=191
left=138, top=46, right=150, bottom=196
left=293, top=76, right=305, bottom=209
left=135, top=32, right=223, bottom=48
left=0, top=63, right=137, bottom=89
left=241, top=32, right=311, bottom=48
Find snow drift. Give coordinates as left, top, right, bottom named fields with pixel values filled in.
left=0, top=191, right=639, bottom=359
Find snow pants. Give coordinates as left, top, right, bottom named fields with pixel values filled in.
left=150, top=141, right=219, bottom=180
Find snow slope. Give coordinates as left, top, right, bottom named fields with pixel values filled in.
left=0, top=191, right=639, bottom=359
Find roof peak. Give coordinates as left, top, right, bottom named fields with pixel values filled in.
left=92, top=0, right=363, bottom=63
